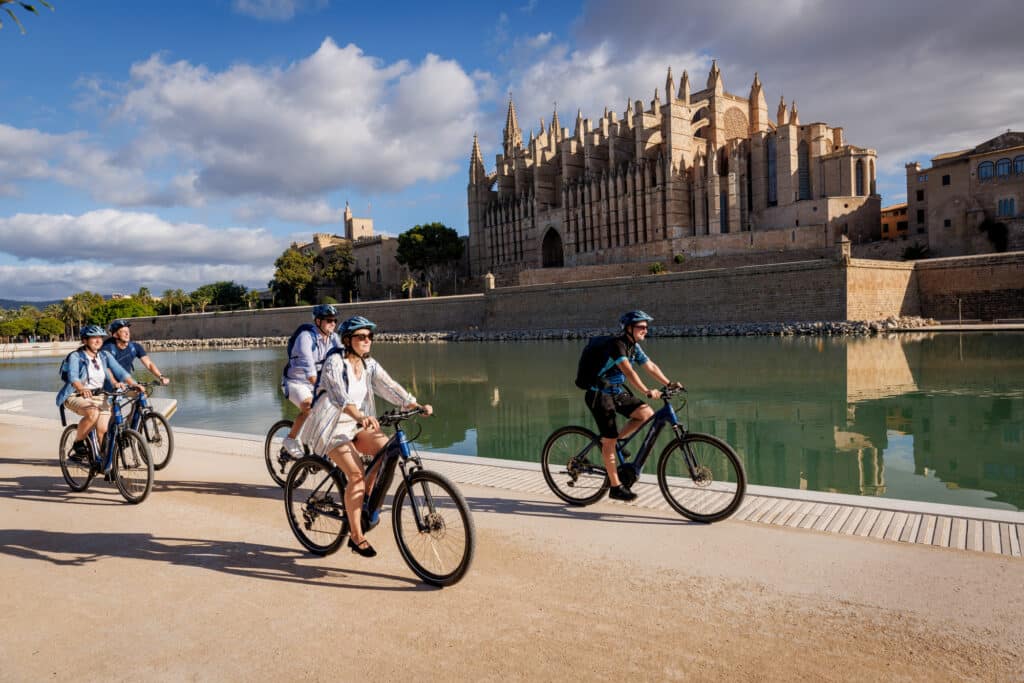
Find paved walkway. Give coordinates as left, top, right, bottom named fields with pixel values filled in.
left=1, top=387, right=1021, bottom=559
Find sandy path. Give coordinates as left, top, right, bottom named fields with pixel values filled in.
left=0, top=416, right=1021, bottom=681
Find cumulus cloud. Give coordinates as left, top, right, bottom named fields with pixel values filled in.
left=234, top=197, right=344, bottom=225
left=232, top=0, right=328, bottom=21
left=0, top=209, right=283, bottom=266
left=0, top=262, right=275, bottom=301
left=563, top=0, right=1023, bottom=183
left=116, top=39, right=481, bottom=198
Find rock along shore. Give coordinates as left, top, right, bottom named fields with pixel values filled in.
left=145, top=316, right=937, bottom=350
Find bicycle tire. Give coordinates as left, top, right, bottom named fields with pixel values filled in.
left=265, top=419, right=295, bottom=487
left=141, top=412, right=174, bottom=471
left=284, top=455, right=348, bottom=556
left=392, top=470, right=475, bottom=587
left=58, top=423, right=94, bottom=492
left=541, top=425, right=609, bottom=506
left=113, top=429, right=154, bottom=504
left=657, top=433, right=746, bottom=523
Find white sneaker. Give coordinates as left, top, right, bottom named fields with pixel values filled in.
left=282, top=437, right=304, bottom=459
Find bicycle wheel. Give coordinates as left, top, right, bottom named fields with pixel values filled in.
left=265, top=419, right=294, bottom=487
left=141, top=412, right=174, bottom=471
left=284, top=455, right=347, bottom=556
left=392, top=470, right=475, bottom=587
left=657, top=433, right=746, bottom=523
left=58, top=424, right=94, bottom=492
left=541, top=426, right=609, bottom=506
left=113, top=429, right=154, bottom=504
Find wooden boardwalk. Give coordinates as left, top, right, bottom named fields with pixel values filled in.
left=418, top=452, right=1024, bottom=559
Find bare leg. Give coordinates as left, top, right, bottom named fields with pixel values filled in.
left=353, top=430, right=389, bottom=500
left=328, top=444, right=369, bottom=546
left=618, top=405, right=653, bottom=441
left=288, top=399, right=312, bottom=438
left=75, top=407, right=98, bottom=441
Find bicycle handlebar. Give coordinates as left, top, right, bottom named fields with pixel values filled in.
left=659, top=383, right=687, bottom=400
left=378, top=406, right=426, bottom=427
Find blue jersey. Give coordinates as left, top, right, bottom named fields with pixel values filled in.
left=101, top=339, right=147, bottom=374
left=595, top=336, right=649, bottom=393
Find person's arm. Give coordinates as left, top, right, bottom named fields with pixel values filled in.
left=68, top=352, right=91, bottom=398
left=104, top=353, right=140, bottom=390
left=617, top=358, right=659, bottom=398
left=294, top=332, right=317, bottom=383
left=139, top=355, right=168, bottom=384
left=641, top=360, right=672, bottom=389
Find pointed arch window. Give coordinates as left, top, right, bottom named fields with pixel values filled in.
left=855, top=159, right=865, bottom=196
left=766, top=137, right=778, bottom=206
left=797, top=140, right=811, bottom=200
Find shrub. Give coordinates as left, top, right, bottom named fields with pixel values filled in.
left=673, top=253, right=685, bottom=264
left=649, top=262, right=666, bottom=275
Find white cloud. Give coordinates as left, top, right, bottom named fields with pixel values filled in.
left=115, top=39, right=482, bottom=199
left=0, top=262, right=275, bottom=300
left=232, top=0, right=327, bottom=21
left=0, top=209, right=283, bottom=265
left=235, top=197, right=344, bottom=225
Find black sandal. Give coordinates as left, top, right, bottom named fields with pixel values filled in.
left=348, top=538, right=377, bottom=558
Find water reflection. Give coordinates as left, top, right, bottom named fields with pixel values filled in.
left=1, top=333, right=1021, bottom=510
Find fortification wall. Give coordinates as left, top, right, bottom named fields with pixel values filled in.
left=129, top=295, right=485, bottom=341
left=846, top=259, right=919, bottom=320
left=485, top=261, right=847, bottom=330
left=914, top=252, right=1024, bottom=321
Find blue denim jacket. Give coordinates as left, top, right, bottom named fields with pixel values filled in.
left=55, top=348, right=132, bottom=406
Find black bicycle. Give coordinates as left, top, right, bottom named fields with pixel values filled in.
left=58, top=388, right=155, bottom=504
left=284, top=408, right=475, bottom=586
left=124, top=381, right=174, bottom=471
left=541, top=386, right=746, bottom=523
left=264, top=418, right=302, bottom=486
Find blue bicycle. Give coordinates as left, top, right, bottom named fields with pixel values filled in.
left=283, top=407, right=475, bottom=586
left=541, top=386, right=746, bottom=523
left=124, top=381, right=174, bottom=471
left=58, top=388, right=155, bottom=504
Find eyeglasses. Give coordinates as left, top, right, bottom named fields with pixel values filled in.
left=91, top=358, right=101, bottom=370
left=633, top=325, right=649, bottom=331
left=321, top=319, right=338, bottom=324
left=350, top=333, right=374, bottom=341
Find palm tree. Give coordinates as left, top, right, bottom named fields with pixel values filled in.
left=193, top=293, right=211, bottom=313
left=0, top=0, right=54, bottom=34
left=401, top=276, right=417, bottom=300
left=160, top=289, right=176, bottom=315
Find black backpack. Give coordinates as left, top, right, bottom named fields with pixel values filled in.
left=574, top=335, right=616, bottom=390
left=58, top=349, right=83, bottom=383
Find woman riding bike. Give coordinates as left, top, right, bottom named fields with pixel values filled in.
left=299, top=315, right=432, bottom=557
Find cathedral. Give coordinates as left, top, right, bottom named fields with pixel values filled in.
left=467, top=63, right=880, bottom=279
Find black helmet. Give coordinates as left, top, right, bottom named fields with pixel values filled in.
left=108, top=319, right=130, bottom=334
left=619, top=310, right=654, bottom=328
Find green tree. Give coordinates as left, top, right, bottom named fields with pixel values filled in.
left=191, top=281, right=247, bottom=309
left=191, top=292, right=212, bottom=313
left=313, top=245, right=359, bottom=303
left=36, top=316, right=64, bottom=339
left=396, top=223, right=464, bottom=297
left=271, top=247, right=314, bottom=306
left=91, top=298, right=158, bottom=327
left=0, top=319, right=20, bottom=340
left=0, top=0, right=53, bottom=34
left=401, top=276, right=417, bottom=300
left=244, top=290, right=261, bottom=309
left=135, top=287, right=154, bottom=307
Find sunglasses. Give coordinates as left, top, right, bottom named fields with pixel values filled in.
left=91, top=358, right=101, bottom=370
left=321, top=318, right=338, bottom=324
left=350, top=332, right=374, bottom=341
left=633, top=324, right=649, bottom=331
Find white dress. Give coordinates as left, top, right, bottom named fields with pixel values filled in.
left=299, top=352, right=416, bottom=456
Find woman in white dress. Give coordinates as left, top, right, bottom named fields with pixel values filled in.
left=300, top=315, right=432, bottom=557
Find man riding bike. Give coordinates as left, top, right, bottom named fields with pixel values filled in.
left=584, top=311, right=682, bottom=502
left=280, top=304, right=341, bottom=458
left=102, top=319, right=170, bottom=386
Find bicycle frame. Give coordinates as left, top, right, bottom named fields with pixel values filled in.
left=610, top=391, right=690, bottom=479
left=85, top=391, right=131, bottom=475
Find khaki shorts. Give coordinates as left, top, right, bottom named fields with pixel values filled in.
left=64, top=395, right=110, bottom=417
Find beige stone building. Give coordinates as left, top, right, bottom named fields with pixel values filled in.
left=294, top=203, right=407, bottom=301
left=467, top=63, right=880, bottom=279
left=905, top=131, right=1024, bottom=256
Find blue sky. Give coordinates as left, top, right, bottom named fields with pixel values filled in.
left=1, top=0, right=1020, bottom=300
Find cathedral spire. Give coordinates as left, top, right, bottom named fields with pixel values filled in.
left=679, top=69, right=690, bottom=104
left=706, top=59, right=722, bottom=93
left=665, top=67, right=674, bottom=102
left=551, top=105, right=561, bottom=142
left=538, top=117, right=545, bottom=136
left=469, top=133, right=485, bottom=184
left=789, top=100, right=799, bottom=125
left=777, top=95, right=788, bottom=126
left=749, top=72, right=768, bottom=133
left=574, top=108, right=584, bottom=141
left=503, top=95, right=523, bottom=157
left=652, top=88, right=660, bottom=115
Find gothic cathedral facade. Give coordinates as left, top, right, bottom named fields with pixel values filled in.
left=467, top=63, right=880, bottom=279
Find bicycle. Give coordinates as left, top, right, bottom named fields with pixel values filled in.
left=124, top=381, right=174, bottom=471
left=265, top=418, right=307, bottom=487
left=58, top=388, right=155, bottom=504
left=284, top=407, right=476, bottom=586
left=541, top=386, right=746, bottom=523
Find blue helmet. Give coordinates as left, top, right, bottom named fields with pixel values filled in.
left=619, top=310, right=654, bottom=328
left=312, top=304, right=337, bottom=319
left=340, top=315, right=376, bottom=337
left=108, top=319, right=130, bottom=334
left=80, top=324, right=106, bottom=339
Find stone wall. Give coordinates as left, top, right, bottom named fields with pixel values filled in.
left=485, top=261, right=847, bottom=330
left=846, top=259, right=919, bottom=320
left=915, top=252, right=1024, bottom=321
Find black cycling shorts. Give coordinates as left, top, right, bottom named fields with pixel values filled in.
left=585, top=389, right=645, bottom=439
